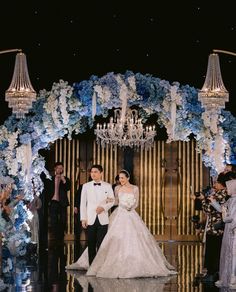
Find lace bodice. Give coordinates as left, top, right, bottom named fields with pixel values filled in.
left=114, top=185, right=139, bottom=210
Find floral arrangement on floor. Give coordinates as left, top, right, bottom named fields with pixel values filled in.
left=0, top=71, right=236, bottom=257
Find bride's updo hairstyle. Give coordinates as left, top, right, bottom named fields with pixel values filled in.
left=119, top=169, right=130, bottom=179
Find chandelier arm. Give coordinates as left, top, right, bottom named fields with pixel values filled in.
left=213, top=49, right=236, bottom=57
left=95, top=108, right=156, bottom=149
left=0, top=49, right=22, bottom=55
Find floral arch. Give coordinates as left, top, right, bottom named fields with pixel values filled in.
left=0, top=70, right=236, bottom=257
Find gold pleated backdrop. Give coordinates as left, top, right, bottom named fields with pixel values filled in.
left=92, top=142, right=119, bottom=183
left=54, top=138, right=80, bottom=237
left=54, top=138, right=209, bottom=240
left=137, top=140, right=208, bottom=240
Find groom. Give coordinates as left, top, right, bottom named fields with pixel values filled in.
left=80, top=164, right=114, bottom=265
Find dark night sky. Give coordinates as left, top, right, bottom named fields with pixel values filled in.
left=0, top=1, right=236, bottom=124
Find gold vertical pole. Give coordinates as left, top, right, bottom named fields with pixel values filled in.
left=59, top=138, right=63, bottom=162
left=186, top=141, right=190, bottom=234
left=75, top=140, right=80, bottom=182
left=148, top=146, right=152, bottom=230
left=190, top=140, right=195, bottom=234
left=182, top=142, right=186, bottom=235
left=101, top=146, right=105, bottom=180
left=71, top=139, right=75, bottom=236
left=196, top=143, right=199, bottom=192
left=153, top=142, right=157, bottom=234
left=55, top=140, right=58, bottom=161
left=64, top=138, right=70, bottom=234
left=105, top=146, right=109, bottom=181
left=140, top=148, right=144, bottom=217
left=177, top=244, right=181, bottom=288
left=144, top=148, right=148, bottom=224
left=157, top=141, right=160, bottom=235
left=67, top=139, right=72, bottom=234
left=114, top=145, right=117, bottom=181
left=200, top=150, right=203, bottom=189
left=97, top=143, right=100, bottom=165
left=178, top=141, right=181, bottom=235
left=109, top=146, right=113, bottom=183
left=93, top=141, right=97, bottom=164
left=161, top=140, right=165, bottom=233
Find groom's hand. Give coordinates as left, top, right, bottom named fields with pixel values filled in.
left=82, top=220, right=88, bottom=229
left=106, top=198, right=114, bottom=203
left=96, top=206, right=105, bottom=214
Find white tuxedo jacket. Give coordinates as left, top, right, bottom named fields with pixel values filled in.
left=80, top=180, right=114, bottom=225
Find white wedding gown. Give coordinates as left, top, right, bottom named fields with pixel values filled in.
left=66, top=191, right=177, bottom=278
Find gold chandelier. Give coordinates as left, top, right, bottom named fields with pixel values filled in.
left=0, top=49, right=36, bottom=118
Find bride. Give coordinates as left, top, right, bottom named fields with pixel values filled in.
left=66, top=170, right=177, bottom=278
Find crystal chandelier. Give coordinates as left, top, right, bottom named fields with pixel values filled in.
left=198, top=53, right=229, bottom=112
left=95, top=108, right=156, bottom=149
left=5, top=51, right=36, bottom=118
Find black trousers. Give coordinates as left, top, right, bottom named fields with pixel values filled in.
left=87, top=216, right=108, bottom=265
left=205, top=233, right=223, bottom=275
left=50, top=200, right=67, bottom=240
left=74, top=213, right=82, bottom=240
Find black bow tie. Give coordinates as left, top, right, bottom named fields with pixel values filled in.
left=94, top=183, right=101, bottom=186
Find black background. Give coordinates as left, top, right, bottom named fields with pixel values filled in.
left=0, top=1, right=235, bottom=124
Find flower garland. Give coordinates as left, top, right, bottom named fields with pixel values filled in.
left=0, top=71, right=236, bottom=257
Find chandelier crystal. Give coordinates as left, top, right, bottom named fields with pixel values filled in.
left=198, top=53, right=229, bottom=111
left=5, top=52, right=36, bottom=118
left=95, top=108, right=156, bottom=149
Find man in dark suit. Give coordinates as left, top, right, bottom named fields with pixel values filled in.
left=47, top=162, right=71, bottom=240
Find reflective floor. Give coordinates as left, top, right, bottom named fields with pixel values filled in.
left=0, top=240, right=225, bottom=291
